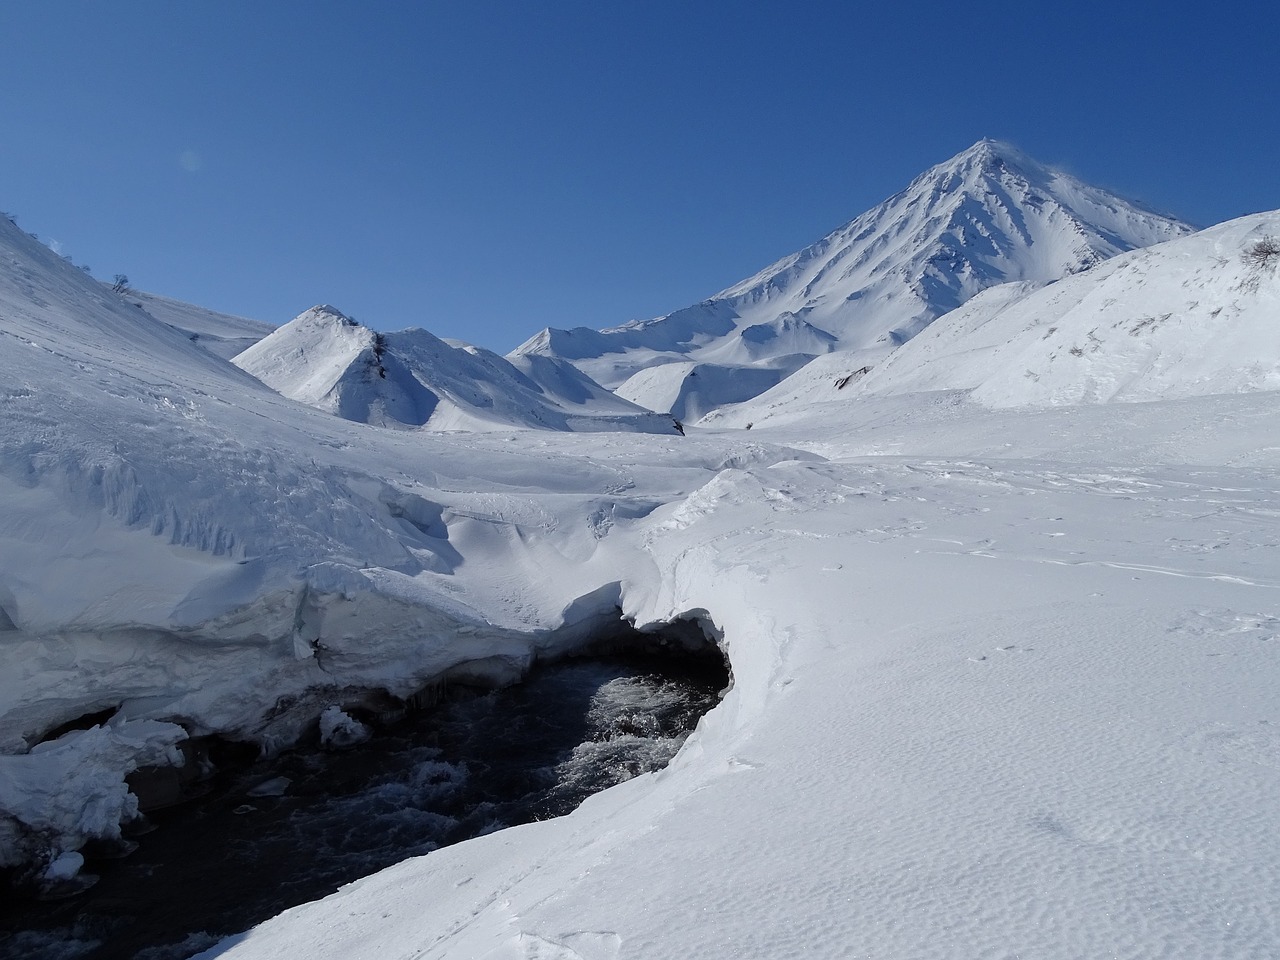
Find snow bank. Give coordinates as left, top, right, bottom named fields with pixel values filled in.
left=0, top=719, right=186, bottom=873
left=0, top=214, right=787, bottom=874
left=198, top=393, right=1280, bottom=960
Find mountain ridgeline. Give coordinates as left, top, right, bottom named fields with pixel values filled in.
left=232, top=306, right=682, bottom=434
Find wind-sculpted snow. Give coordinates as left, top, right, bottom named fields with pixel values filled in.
left=0, top=214, right=794, bottom=876
left=513, top=139, right=1193, bottom=413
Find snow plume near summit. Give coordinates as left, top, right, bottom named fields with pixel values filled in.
left=513, top=139, right=1193, bottom=414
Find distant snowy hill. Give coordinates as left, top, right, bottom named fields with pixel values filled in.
left=615, top=361, right=791, bottom=424
left=123, top=289, right=275, bottom=360
left=709, top=210, right=1280, bottom=427
left=233, top=305, right=680, bottom=434
left=513, top=139, right=1193, bottom=411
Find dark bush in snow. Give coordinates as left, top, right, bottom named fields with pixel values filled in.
left=1243, top=236, right=1280, bottom=270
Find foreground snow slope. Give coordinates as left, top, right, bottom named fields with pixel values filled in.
left=202, top=389, right=1280, bottom=960
left=513, top=139, right=1192, bottom=402
left=710, top=210, right=1280, bottom=427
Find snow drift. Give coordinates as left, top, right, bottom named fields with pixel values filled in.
left=0, top=212, right=774, bottom=874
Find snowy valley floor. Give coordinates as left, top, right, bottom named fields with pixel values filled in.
left=181, top=392, right=1280, bottom=960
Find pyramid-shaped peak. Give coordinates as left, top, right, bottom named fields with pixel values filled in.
left=297, top=304, right=358, bottom=326
left=518, top=138, right=1194, bottom=399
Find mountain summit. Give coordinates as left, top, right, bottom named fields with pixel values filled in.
left=512, top=140, right=1194, bottom=403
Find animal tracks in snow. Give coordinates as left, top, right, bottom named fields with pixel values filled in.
left=967, top=644, right=1034, bottom=663
left=1173, top=609, right=1280, bottom=651
left=487, top=931, right=622, bottom=960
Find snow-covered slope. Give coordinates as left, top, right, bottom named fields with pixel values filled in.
left=123, top=289, right=275, bottom=360
left=198, top=391, right=1280, bottom=960
left=712, top=210, right=1280, bottom=428
left=513, top=139, right=1194, bottom=404
left=233, top=306, right=679, bottom=433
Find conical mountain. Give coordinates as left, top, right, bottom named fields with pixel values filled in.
left=513, top=139, right=1194, bottom=394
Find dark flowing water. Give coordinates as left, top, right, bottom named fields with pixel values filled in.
left=0, top=650, right=728, bottom=960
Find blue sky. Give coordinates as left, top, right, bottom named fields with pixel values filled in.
left=1, top=2, right=1275, bottom=351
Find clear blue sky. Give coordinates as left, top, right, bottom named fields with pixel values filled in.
left=1, top=1, right=1275, bottom=351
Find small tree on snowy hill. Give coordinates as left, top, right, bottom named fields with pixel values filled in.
left=1243, top=236, right=1280, bottom=271
left=111, top=274, right=130, bottom=294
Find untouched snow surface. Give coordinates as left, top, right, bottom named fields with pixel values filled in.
left=512, top=139, right=1193, bottom=415
left=3, top=195, right=1280, bottom=958
left=123, top=288, right=275, bottom=361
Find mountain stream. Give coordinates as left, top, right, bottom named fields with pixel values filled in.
left=1, top=633, right=728, bottom=960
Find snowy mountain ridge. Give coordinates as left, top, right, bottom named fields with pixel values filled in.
left=233, top=305, right=680, bottom=433
left=707, top=209, right=1280, bottom=428
left=513, top=139, right=1194, bottom=399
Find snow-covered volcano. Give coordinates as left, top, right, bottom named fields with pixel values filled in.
left=233, top=305, right=679, bottom=434
left=512, top=139, right=1194, bottom=401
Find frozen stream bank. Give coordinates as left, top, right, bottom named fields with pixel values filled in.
left=0, top=627, right=729, bottom=960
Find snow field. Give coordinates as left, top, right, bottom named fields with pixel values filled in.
left=199, top=415, right=1280, bottom=959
